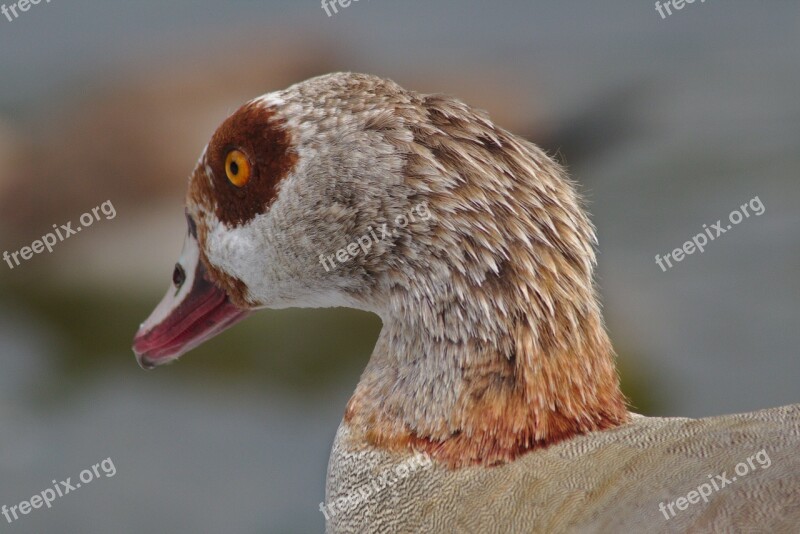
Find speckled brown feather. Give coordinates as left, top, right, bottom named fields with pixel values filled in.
left=342, top=85, right=628, bottom=468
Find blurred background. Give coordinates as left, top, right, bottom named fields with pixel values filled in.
left=0, top=1, right=797, bottom=532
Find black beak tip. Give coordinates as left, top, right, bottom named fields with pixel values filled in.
left=134, top=350, right=157, bottom=371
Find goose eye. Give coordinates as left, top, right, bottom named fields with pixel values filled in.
left=173, top=263, right=186, bottom=289
left=225, top=149, right=251, bottom=187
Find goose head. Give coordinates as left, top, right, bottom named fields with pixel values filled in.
left=133, top=72, right=628, bottom=466
left=132, top=73, right=426, bottom=366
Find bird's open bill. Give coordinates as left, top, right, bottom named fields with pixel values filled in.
left=132, top=231, right=250, bottom=369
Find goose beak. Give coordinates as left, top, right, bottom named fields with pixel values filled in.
left=132, top=233, right=251, bottom=370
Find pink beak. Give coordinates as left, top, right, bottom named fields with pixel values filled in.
left=133, top=227, right=251, bottom=369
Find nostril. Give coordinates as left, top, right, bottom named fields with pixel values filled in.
left=173, top=263, right=186, bottom=289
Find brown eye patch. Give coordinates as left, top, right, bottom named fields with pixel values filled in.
left=195, top=102, right=298, bottom=228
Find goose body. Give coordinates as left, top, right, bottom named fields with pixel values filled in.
left=132, top=72, right=800, bottom=533
left=328, top=407, right=800, bottom=533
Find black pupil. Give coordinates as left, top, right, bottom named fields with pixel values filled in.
left=173, top=263, right=186, bottom=288
left=230, top=161, right=239, bottom=175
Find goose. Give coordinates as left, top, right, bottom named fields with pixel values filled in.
left=132, top=73, right=800, bottom=533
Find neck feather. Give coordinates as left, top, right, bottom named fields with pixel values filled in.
left=345, top=264, right=628, bottom=468
left=344, top=99, right=628, bottom=467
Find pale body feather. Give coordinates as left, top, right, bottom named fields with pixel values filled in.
left=327, top=406, right=800, bottom=533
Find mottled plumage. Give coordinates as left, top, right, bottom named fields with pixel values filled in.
left=329, top=407, right=800, bottom=533
left=133, top=73, right=800, bottom=533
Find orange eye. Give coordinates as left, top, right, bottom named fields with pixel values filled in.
left=225, top=149, right=251, bottom=187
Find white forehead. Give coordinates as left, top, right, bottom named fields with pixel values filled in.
left=251, top=90, right=326, bottom=150
left=252, top=92, right=285, bottom=108
left=249, top=73, right=409, bottom=149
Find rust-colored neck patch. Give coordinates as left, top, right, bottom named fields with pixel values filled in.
left=344, top=325, right=629, bottom=469
left=192, top=102, right=298, bottom=228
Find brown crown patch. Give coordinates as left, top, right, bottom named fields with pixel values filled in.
left=194, top=102, right=298, bottom=228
